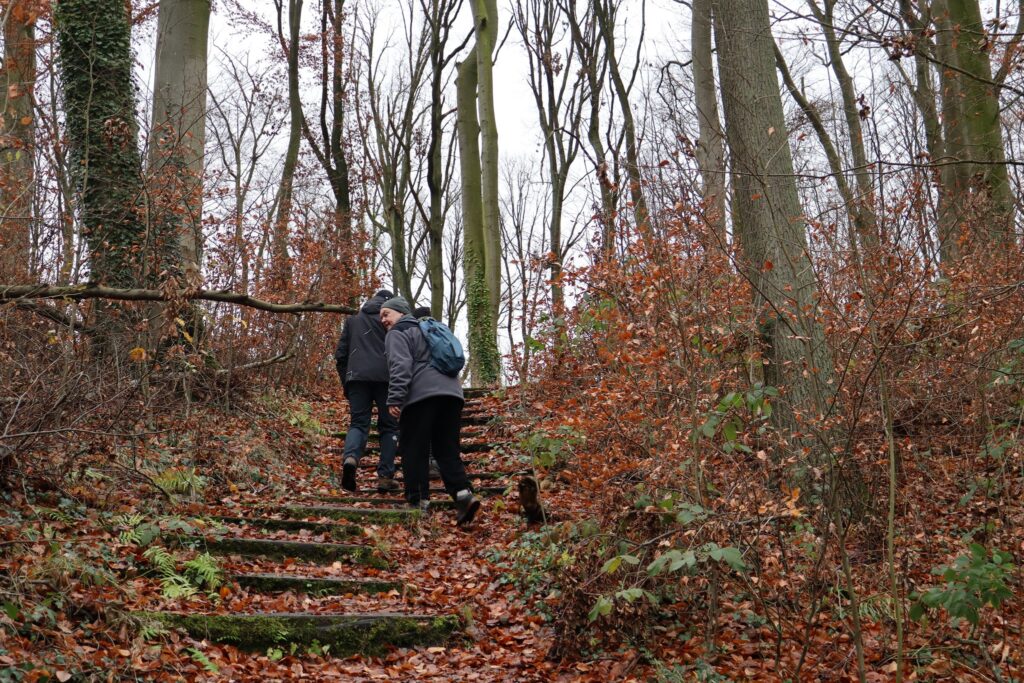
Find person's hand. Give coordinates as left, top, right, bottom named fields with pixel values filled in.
left=389, top=405, right=401, bottom=419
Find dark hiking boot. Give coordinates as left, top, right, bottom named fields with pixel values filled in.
left=376, top=476, right=400, bottom=493
left=408, top=499, right=430, bottom=515
left=428, top=458, right=441, bottom=480
left=341, top=457, right=357, bottom=492
left=455, top=489, right=481, bottom=527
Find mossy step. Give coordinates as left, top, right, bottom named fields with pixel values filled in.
left=278, top=504, right=420, bottom=524
left=212, top=516, right=362, bottom=539
left=463, top=387, right=494, bottom=399
left=346, top=440, right=499, bottom=454
left=231, top=573, right=400, bottom=595
left=316, top=496, right=455, bottom=509
left=354, top=457, right=487, bottom=470
left=313, top=485, right=507, bottom=505
left=141, top=611, right=459, bottom=656
left=190, top=536, right=388, bottom=568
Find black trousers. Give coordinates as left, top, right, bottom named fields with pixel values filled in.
left=343, top=381, right=399, bottom=478
left=398, top=396, right=471, bottom=503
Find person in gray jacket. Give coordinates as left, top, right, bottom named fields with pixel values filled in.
left=380, top=296, right=480, bottom=526
left=334, top=289, right=400, bottom=493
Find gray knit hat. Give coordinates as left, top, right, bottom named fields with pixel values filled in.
left=381, top=296, right=412, bottom=315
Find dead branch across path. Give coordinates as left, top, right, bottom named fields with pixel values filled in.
left=0, top=284, right=358, bottom=315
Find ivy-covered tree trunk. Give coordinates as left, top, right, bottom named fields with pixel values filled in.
left=0, top=0, right=37, bottom=283
left=457, top=48, right=500, bottom=385
left=713, top=0, right=835, bottom=439
left=472, top=0, right=502, bottom=341
left=55, top=0, right=146, bottom=351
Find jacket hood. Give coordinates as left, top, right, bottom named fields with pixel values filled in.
left=361, top=292, right=391, bottom=315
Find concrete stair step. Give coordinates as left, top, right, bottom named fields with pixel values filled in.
left=230, top=572, right=400, bottom=596
left=187, top=536, right=388, bottom=568
left=139, top=611, right=458, bottom=656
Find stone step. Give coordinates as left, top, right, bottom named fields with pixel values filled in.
left=277, top=504, right=420, bottom=524
left=318, top=496, right=455, bottom=510
left=313, top=484, right=508, bottom=504
left=189, top=536, right=388, bottom=568
left=352, top=457, right=489, bottom=470
left=463, top=387, right=495, bottom=399
left=211, top=516, right=362, bottom=539
left=330, top=440, right=500, bottom=455
left=141, top=611, right=458, bottom=656
left=231, top=573, right=400, bottom=596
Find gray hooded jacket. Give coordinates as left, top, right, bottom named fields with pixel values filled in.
left=385, top=315, right=464, bottom=408
left=334, top=292, right=391, bottom=385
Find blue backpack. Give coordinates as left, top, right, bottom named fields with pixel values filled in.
left=418, top=318, right=465, bottom=377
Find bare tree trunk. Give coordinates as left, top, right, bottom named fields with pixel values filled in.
left=563, top=0, right=617, bottom=257
left=472, top=0, right=502, bottom=335
left=515, top=0, right=584, bottom=314
left=272, top=0, right=303, bottom=287
left=946, top=0, right=1014, bottom=235
left=713, top=0, right=835, bottom=436
left=423, top=0, right=460, bottom=318
left=0, top=0, right=36, bottom=283
left=149, top=0, right=210, bottom=285
left=593, top=0, right=650, bottom=242
left=774, top=42, right=863, bottom=265
left=807, top=0, right=877, bottom=250
left=691, top=0, right=727, bottom=241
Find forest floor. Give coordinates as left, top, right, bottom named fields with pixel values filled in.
left=2, top=387, right=1023, bottom=682
left=1, top=389, right=640, bottom=682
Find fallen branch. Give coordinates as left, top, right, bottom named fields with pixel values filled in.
left=11, top=300, right=94, bottom=333
left=0, top=284, right=358, bottom=315
left=215, top=353, right=294, bottom=375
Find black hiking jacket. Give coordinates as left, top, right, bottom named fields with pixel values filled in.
left=334, top=293, right=390, bottom=385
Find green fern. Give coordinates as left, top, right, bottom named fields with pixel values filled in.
left=183, top=553, right=222, bottom=590
left=142, top=546, right=177, bottom=577
left=187, top=647, right=219, bottom=673
left=161, top=574, right=198, bottom=599
left=137, top=619, right=170, bottom=641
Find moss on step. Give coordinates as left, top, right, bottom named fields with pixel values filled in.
left=231, top=573, right=400, bottom=595
left=192, top=536, right=388, bottom=569
left=211, top=516, right=361, bottom=539
left=140, top=611, right=459, bottom=656
left=279, top=505, right=420, bottom=524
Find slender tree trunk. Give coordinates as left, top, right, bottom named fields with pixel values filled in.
left=0, top=0, right=36, bottom=283
left=426, top=0, right=446, bottom=318
left=273, top=0, right=303, bottom=287
left=691, top=0, right=727, bottom=242
left=472, top=0, right=502, bottom=335
left=564, top=1, right=617, bottom=257
left=594, top=0, right=649, bottom=242
left=457, top=47, right=500, bottom=384
left=149, top=0, right=210, bottom=285
left=713, top=0, right=835, bottom=437
left=774, top=42, right=863, bottom=265
left=808, top=0, right=878, bottom=249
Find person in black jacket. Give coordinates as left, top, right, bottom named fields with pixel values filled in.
left=334, top=289, right=400, bottom=493
left=380, top=296, right=480, bottom=526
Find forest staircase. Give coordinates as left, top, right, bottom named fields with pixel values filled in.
left=137, top=388, right=521, bottom=657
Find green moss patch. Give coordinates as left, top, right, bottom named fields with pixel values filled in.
left=230, top=573, right=400, bottom=595
left=140, top=611, right=459, bottom=656
left=190, top=536, right=388, bottom=568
